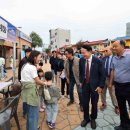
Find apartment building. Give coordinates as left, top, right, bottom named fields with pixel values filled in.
left=49, top=28, right=71, bottom=50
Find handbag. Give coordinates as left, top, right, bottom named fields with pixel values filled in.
left=9, top=79, right=21, bottom=96
left=43, top=85, right=51, bottom=100
left=9, top=63, right=27, bottom=96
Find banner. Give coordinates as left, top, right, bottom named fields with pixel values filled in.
left=0, top=17, right=7, bottom=39
left=18, top=31, right=32, bottom=43
left=0, top=16, right=16, bottom=43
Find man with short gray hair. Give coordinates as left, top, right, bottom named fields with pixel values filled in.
left=110, top=40, right=130, bottom=130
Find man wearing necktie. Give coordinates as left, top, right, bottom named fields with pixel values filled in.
left=100, top=47, right=119, bottom=114
left=79, top=44, right=105, bottom=129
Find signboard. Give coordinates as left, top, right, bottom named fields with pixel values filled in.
left=18, top=31, right=32, bottom=43
left=0, top=17, right=7, bottom=39
left=0, top=16, right=16, bottom=43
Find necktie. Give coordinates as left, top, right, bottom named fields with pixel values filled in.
left=86, top=60, right=90, bottom=83
left=105, top=57, right=109, bottom=76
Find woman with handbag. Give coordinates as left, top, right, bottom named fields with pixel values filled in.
left=21, top=50, right=46, bottom=130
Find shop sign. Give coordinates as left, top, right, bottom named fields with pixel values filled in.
left=18, top=31, right=32, bottom=43
left=0, top=17, right=7, bottom=39
left=0, top=16, right=16, bottom=43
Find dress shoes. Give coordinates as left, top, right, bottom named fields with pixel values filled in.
left=81, top=119, right=90, bottom=127
left=91, top=119, right=96, bottom=129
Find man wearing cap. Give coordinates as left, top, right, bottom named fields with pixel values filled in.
left=100, top=46, right=119, bottom=114
left=110, top=40, right=130, bottom=130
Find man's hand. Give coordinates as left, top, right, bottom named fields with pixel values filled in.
left=109, top=84, right=113, bottom=90
left=67, top=79, right=70, bottom=84
left=80, top=83, right=82, bottom=88
left=95, top=87, right=102, bottom=94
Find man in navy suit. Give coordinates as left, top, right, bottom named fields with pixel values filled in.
left=79, top=44, right=105, bottom=129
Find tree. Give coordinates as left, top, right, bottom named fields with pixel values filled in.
left=45, top=48, right=51, bottom=54
left=30, top=31, right=43, bottom=48
left=76, top=40, right=84, bottom=50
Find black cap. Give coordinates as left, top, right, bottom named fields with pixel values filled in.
left=25, top=48, right=32, bottom=53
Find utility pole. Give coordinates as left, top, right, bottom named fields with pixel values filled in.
left=13, top=42, right=16, bottom=82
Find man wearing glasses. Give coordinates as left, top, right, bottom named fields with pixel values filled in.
left=100, top=46, right=119, bottom=114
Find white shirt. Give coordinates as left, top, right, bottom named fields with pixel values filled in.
left=86, top=55, right=92, bottom=71
left=21, top=63, right=38, bottom=83
left=0, top=57, right=5, bottom=66
left=84, top=55, right=92, bottom=78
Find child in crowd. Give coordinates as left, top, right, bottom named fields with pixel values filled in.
left=43, top=71, right=60, bottom=129
left=37, top=69, right=46, bottom=112
left=59, top=54, right=69, bottom=99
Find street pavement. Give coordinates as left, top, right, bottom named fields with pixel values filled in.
left=1, top=62, right=130, bottom=130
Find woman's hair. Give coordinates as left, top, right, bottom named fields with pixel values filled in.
left=27, top=50, right=41, bottom=65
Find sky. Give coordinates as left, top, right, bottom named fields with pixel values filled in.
left=0, top=0, right=130, bottom=46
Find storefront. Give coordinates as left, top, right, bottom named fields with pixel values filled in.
left=0, top=16, right=17, bottom=68
left=16, top=30, right=32, bottom=59
left=0, top=16, right=32, bottom=68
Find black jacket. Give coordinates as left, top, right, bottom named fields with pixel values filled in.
left=79, top=56, right=105, bottom=91
left=56, top=59, right=64, bottom=72
left=49, top=56, right=58, bottom=70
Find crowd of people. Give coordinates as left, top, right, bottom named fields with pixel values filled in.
left=18, top=40, right=130, bottom=130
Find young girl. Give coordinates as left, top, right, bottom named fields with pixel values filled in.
left=37, top=69, right=46, bottom=112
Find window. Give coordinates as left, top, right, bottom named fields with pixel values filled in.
left=50, top=41, right=53, bottom=45
left=22, top=45, right=25, bottom=50
left=16, top=48, right=18, bottom=59
left=66, top=39, right=69, bottom=42
left=93, top=46, right=96, bottom=49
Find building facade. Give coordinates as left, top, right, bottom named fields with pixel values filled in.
left=0, top=16, right=32, bottom=68
left=112, top=36, right=130, bottom=48
left=126, top=22, right=130, bottom=36
left=49, top=28, right=71, bottom=50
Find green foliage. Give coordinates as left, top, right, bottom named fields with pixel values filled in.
left=76, top=40, right=84, bottom=50
left=45, top=48, right=51, bottom=54
left=30, top=32, right=43, bottom=48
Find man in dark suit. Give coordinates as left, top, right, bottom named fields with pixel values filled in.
left=79, top=44, right=105, bottom=129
